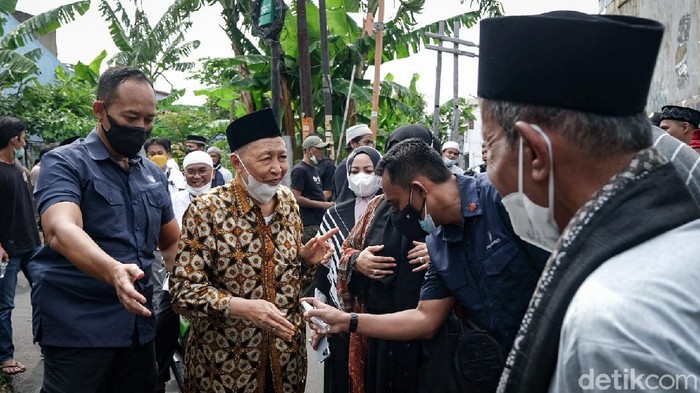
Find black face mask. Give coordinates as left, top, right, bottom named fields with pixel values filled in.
left=102, top=113, right=149, bottom=158
left=391, top=188, right=428, bottom=241
left=184, top=148, right=194, bottom=154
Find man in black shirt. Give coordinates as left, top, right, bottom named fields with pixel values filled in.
left=315, top=156, right=336, bottom=201
left=291, top=135, right=334, bottom=242
left=0, top=116, right=40, bottom=375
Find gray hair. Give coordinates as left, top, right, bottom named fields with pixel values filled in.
left=481, top=99, right=652, bottom=157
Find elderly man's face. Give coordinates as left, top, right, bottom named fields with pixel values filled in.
left=660, top=119, right=692, bottom=144
left=184, top=163, right=213, bottom=188
left=481, top=108, right=519, bottom=197
left=233, top=137, right=288, bottom=184
left=209, top=152, right=221, bottom=166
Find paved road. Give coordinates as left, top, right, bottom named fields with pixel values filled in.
left=9, top=275, right=324, bottom=393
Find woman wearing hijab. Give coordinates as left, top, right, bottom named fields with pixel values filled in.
left=333, top=125, right=440, bottom=393
left=314, top=146, right=383, bottom=393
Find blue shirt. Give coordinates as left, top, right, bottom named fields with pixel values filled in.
left=30, top=130, right=174, bottom=347
left=421, top=174, right=549, bottom=354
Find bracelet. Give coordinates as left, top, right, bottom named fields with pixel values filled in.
left=348, top=312, right=358, bottom=333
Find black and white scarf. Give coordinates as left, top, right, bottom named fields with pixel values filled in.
left=498, top=147, right=700, bottom=393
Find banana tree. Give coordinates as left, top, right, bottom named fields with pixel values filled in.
left=180, top=0, right=501, bottom=155
left=0, top=0, right=90, bottom=90
left=98, top=0, right=201, bottom=93
left=268, top=0, right=493, bottom=154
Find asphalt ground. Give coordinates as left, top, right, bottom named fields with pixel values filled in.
left=5, top=274, right=323, bottom=393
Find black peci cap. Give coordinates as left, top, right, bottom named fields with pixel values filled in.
left=226, top=108, right=282, bottom=152
left=660, top=105, right=700, bottom=128
left=478, top=11, right=664, bottom=116
left=186, top=135, right=207, bottom=146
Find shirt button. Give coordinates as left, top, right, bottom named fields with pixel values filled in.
left=136, top=226, right=141, bottom=231
left=133, top=200, right=138, bottom=205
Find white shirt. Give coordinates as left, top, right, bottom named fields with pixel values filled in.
left=217, top=166, right=234, bottom=184
left=549, top=219, right=700, bottom=393
left=167, top=169, right=186, bottom=195
left=171, top=190, right=193, bottom=229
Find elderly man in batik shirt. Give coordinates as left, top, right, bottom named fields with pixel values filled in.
left=170, top=108, right=337, bottom=393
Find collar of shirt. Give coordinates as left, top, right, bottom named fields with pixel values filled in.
left=456, top=174, right=483, bottom=218
left=435, top=174, right=483, bottom=242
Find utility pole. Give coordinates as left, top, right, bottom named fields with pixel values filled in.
left=431, top=21, right=445, bottom=139
left=452, top=20, right=460, bottom=143
left=297, top=0, right=314, bottom=138
left=425, top=22, right=477, bottom=144
left=369, top=0, right=385, bottom=138
left=253, top=0, right=286, bottom=125
left=318, top=0, right=335, bottom=159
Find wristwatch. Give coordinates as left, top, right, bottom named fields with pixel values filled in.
left=348, top=312, right=358, bottom=333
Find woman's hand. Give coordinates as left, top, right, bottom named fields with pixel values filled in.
left=407, top=241, right=431, bottom=273
left=355, top=244, right=396, bottom=280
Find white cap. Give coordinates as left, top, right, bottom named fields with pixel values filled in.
left=183, top=150, right=213, bottom=168
left=442, top=141, right=460, bottom=153
left=346, top=124, right=372, bottom=144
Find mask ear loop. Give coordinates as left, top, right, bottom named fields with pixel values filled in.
left=517, top=134, right=524, bottom=194
left=233, top=153, right=251, bottom=182
left=528, top=124, right=555, bottom=216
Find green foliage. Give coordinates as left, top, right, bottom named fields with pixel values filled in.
left=182, top=0, right=499, bottom=163
left=356, top=72, right=427, bottom=152
left=152, top=104, right=213, bottom=144
left=151, top=103, right=229, bottom=167
left=0, top=0, right=90, bottom=89
left=98, top=0, right=201, bottom=87
left=0, top=0, right=90, bottom=50
left=433, top=97, right=477, bottom=141
left=0, top=60, right=98, bottom=143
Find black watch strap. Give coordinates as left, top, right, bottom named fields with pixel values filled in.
left=348, top=313, right=358, bottom=333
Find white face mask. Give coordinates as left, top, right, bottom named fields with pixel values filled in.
left=500, top=124, right=560, bottom=252
left=235, top=153, right=280, bottom=203
left=347, top=172, right=381, bottom=197
left=442, top=156, right=457, bottom=167
left=186, top=183, right=211, bottom=196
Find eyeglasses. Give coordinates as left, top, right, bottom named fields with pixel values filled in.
left=185, top=168, right=211, bottom=177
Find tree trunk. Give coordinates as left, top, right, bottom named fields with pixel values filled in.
left=297, top=0, right=314, bottom=137
left=221, top=1, right=255, bottom=115
left=280, top=74, right=296, bottom=149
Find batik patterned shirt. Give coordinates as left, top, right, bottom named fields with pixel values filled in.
left=170, top=180, right=313, bottom=393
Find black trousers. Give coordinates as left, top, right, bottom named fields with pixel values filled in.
left=41, top=339, right=157, bottom=393
left=155, top=290, right=180, bottom=384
